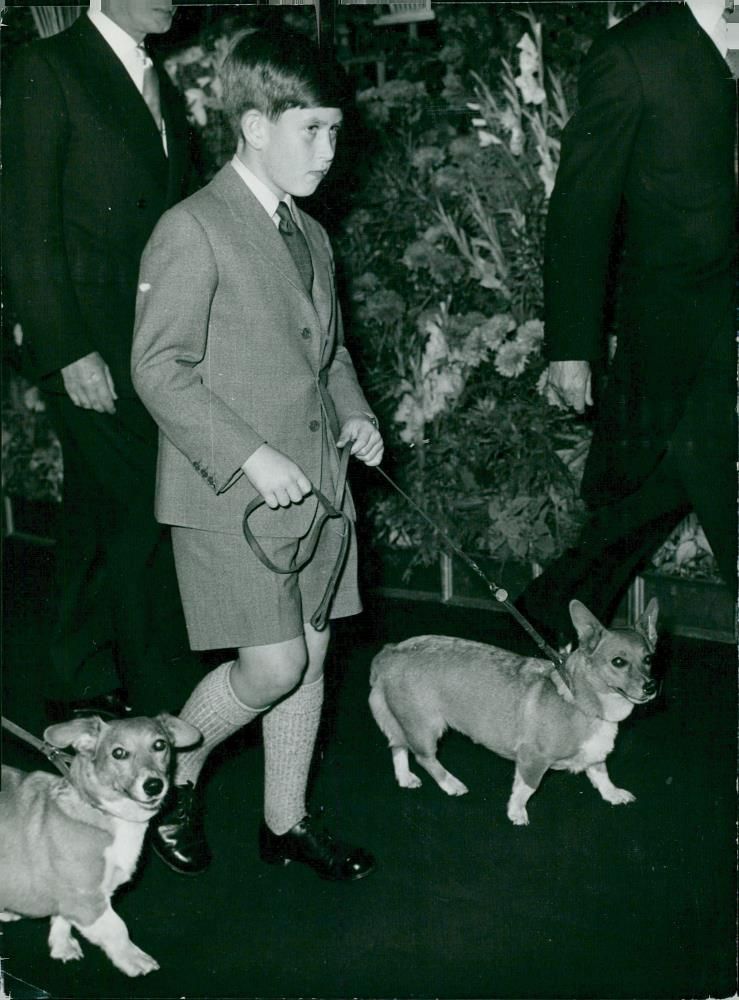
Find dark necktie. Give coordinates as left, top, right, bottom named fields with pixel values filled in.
left=276, top=201, right=314, bottom=297
left=726, top=48, right=739, bottom=78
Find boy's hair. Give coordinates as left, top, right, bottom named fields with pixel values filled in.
left=220, top=28, right=349, bottom=137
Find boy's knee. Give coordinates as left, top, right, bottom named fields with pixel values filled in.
left=269, top=651, right=308, bottom=695
left=234, top=641, right=308, bottom=701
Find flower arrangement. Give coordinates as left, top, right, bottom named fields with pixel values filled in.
left=338, top=10, right=591, bottom=570
left=2, top=350, right=62, bottom=505
left=0, top=4, right=720, bottom=584
left=164, top=31, right=233, bottom=179
left=650, top=515, right=721, bottom=582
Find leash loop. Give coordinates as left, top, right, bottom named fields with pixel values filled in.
left=1, top=716, right=73, bottom=777
left=242, top=447, right=351, bottom=631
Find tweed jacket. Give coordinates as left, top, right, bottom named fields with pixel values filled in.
left=3, top=14, right=193, bottom=397
left=132, top=163, right=374, bottom=538
left=543, top=2, right=736, bottom=507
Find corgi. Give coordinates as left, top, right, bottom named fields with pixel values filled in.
left=0, top=713, right=200, bottom=977
left=369, top=599, right=658, bottom=825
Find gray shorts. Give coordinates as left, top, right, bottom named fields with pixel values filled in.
left=171, top=518, right=361, bottom=650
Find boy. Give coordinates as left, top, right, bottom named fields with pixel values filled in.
left=131, top=28, right=383, bottom=880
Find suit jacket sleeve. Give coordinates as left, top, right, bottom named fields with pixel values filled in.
left=131, top=208, right=265, bottom=494
left=544, top=33, right=643, bottom=362
left=3, top=47, right=96, bottom=376
left=321, top=233, right=376, bottom=427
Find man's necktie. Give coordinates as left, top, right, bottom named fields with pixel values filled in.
left=726, top=48, right=739, bottom=78
left=136, top=44, right=163, bottom=133
left=276, top=201, right=314, bottom=297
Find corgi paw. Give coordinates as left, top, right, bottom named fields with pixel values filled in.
left=440, top=775, right=468, bottom=796
left=113, top=943, right=160, bottom=977
left=50, top=935, right=84, bottom=963
left=507, top=806, right=529, bottom=826
left=604, top=787, right=636, bottom=806
left=0, top=912, right=22, bottom=922
left=398, top=772, right=422, bottom=789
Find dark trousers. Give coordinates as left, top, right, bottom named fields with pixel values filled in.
left=44, top=394, right=201, bottom=713
left=518, top=403, right=737, bottom=643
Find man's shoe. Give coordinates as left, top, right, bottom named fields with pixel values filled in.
left=47, top=688, right=133, bottom=723
left=150, top=782, right=211, bottom=876
left=258, top=816, right=376, bottom=881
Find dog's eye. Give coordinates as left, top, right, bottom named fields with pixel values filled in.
left=111, top=747, right=129, bottom=760
left=152, top=739, right=168, bottom=752
left=611, top=657, right=627, bottom=669
left=643, top=654, right=653, bottom=666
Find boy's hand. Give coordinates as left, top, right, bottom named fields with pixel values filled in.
left=337, top=416, right=384, bottom=467
left=242, top=444, right=312, bottom=509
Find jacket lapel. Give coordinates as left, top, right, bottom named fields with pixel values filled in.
left=216, top=165, right=319, bottom=310
left=69, top=17, right=168, bottom=185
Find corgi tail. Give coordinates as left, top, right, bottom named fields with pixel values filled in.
left=369, top=644, right=398, bottom=687
left=369, top=678, right=407, bottom=750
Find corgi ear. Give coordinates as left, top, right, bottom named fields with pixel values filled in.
left=569, top=600, right=605, bottom=653
left=43, top=716, right=105, bottom=755
left=156, top=713, right=202, bottom=750
left=634, top=597, right=659, bottom=648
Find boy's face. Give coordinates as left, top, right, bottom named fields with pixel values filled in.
left=244, top=107, right=343, bottom=201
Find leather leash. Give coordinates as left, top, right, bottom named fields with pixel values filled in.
left=241, top=446, right=570, bottom=689
left=1, top=715, right=73, bottom=777
left=373, top=465, right=571, bottom=687
left=242, top=446, right=352, bottom=632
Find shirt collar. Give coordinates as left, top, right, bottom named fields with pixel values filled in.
left=230, top=156, right=295, bottom=224
left=686, top=0, right=730, bottom=54
left=726, top=16, right=739, bottom=51
left=88, top=9, right=141, bottom=62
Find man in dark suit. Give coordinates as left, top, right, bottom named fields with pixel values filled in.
left=4, top=0, right=200, bottom=717
left=517, top=0, right=737, bottom=642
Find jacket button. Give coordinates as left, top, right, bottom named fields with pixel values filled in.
left=309, top=419, right=320, bottom=432
left=136, top=198, right=147, bottom=209
left=301, top=327, right=311, bottom=339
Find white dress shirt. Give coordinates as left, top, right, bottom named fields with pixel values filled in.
left=88, top=9, right=147, bottom=90
left=686, top=0, right=739, bottom=58
left=87, top=9, right=167, bottom=152
left=230, top=156, right=300, bottom=231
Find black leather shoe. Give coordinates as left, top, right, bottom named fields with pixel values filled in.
left=151, top=782, right=211, bottom=876
left=47, top=688, right=133, bottom=723
left=259, top=816, right=376, bottom=881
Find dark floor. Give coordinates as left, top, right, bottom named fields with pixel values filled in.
left=1, top=539, right=737, bottom=1000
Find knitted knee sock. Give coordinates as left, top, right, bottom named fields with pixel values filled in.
left=262, top=675, right=324, bottom=835
left=176, top=661, right=261, bottom=787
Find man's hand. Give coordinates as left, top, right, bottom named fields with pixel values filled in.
left=242, top=444, right=312, bottom=509
left=337, top=416, right=384, bottom=467
left=61, top=351, right=117, bottom=414
left=545, top=361, right=593, bottom=414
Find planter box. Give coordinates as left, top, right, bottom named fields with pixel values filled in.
left=365, top=545, right=533, bottom=610
left=446, top=552, right=534, bottom=607
left=367, top=544, right=735, bottom=644
left=614, top=571, right=735, bottom=645
left=363, top=546, right=442, bottom=601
